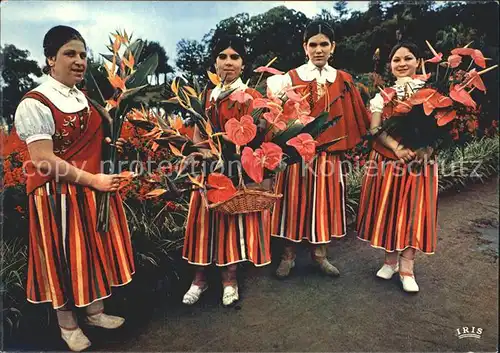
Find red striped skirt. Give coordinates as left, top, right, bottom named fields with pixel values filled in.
left=271, top=153, right=346, bottom=244
left=356, top=151, right=438, bottom=254
left=27, top=181, right=135, bottom=309
left=183, top=190, right=271, bottom=267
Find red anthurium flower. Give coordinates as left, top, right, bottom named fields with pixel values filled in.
left=225, top=115, right=257, bottom=146
left=381, top=87, right=397, bottom=104
left=229, top=90, right=254, bottom=104
left=411, top=73, right=431, bottom=81
left=252, top=97, right=273, bottom=109
left=281, top=99, right=314, bottom=125
left=206, top=173, right=237, bottom=203
left=449, top=84, right=477, bottom=109
left=451, top=47, right=486, bottom=68
left=241, top=147, right=265, bottom=183
left=260, top=142, right=283, bottom=170
left=393, top=102, right=413, bottom=115
left=285, top=88, right=303, bottom=102
left=253, top=66, right=284, bottom=75
left=407, top=88, right=438, bottom=105
left=241, top=143, right=284, bottom=183
left=447, top=54, right=462, bottom=68
left=464, top=69, right=486, bottom=92
left=426, top=53, right=443, bottom=63
left=435, top=109, right=457, bottom=126
left=408, top=88, right=451, bottom=115
left=286, top=133, right=317, bottom=163
left=425, top=92, right=453, bottom=115
left=263, top=111, right=287, bottom=130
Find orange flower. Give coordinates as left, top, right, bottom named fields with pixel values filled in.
left=108, top=75, right=126, bottom=91
left=224, top=115, right=257, bottom=146
left=286, top=133, right=317, bottom=163
left=112, top=37, right=121, bottom=53
left=168, top=115, right=184, bottom=131
left=207, top=71, right=221, bottom=86
left=122, top=52, right=135, bottom=70
left=206, top=173, right=237, bottom=203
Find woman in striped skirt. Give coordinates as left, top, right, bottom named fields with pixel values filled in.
left=356, top=42, right=438, bottom=293
left=14, top=26, right=134, bottom=351
left=266, top=21, right=370, bottom=278
left=182, top=35, right=271, bottom=307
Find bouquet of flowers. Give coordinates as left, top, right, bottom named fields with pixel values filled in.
left=128, top=60, right=344, bottom=214
left=84, top=29, right=160, bottom=231
left=376, top=41, right=497, bottom=151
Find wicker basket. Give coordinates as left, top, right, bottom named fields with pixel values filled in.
left=208, top=188, right=282, bottom=215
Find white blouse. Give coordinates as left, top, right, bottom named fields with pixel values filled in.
left=210, top=77, right=247, bottom=102
left=266, top=61, right=338, bottom=97
left=14, top=75, right=89, bottom=144
left=369, top=77, right=426, bottom=113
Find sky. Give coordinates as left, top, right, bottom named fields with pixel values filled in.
left=1, top=0, right=369, bottom=73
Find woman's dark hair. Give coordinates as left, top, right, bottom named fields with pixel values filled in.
left=212, top=35, right=247, bottom=63
left=42, top=25, right=87, bottom=74
left=303, top=20, right=335, bottom=43
left=388, top=41, right=422, bottom=61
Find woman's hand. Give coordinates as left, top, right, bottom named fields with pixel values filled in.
left=414, top=146, right=434, bottom=164
left=90, top=173, right=125, bottom=192
left=394, top=145, right=416, bottom=163
left=104, top=137, right=127, bottom=153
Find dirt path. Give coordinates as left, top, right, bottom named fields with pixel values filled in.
left=14, top=179, right=499, bottom=352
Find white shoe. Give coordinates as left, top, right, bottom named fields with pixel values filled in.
left=222, top=285, right=239, bottom=306
left=85, top=312, right=125, bottom=329
left=400, top=274, right=420, bottom=292
left=60, top=327, right=91, bottom=352
left=182, top=284, right=208, bottom=305
left=376, top=263, right=399, bottom=280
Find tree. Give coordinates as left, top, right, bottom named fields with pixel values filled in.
left=0, top=44, right=43, bottom=128
left=333, top=0, right=349, bottom=21
left=140, top=41, right=174, bottom=84
left=175, top=39, right=209, bottom=83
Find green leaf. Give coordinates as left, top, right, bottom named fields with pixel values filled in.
left=100, top=53, right=118, bottom=64
left=301, top=113, right=341, bottom=138
left=217, top=87, right=237, bottom=102
left=83, top=68, right=106, bottom=106
left=125, top=39, right=145, bottom=65
left=189, top=95, right=204, bottom=116
left=126, top=52, right=158, bottom=89
left=271, top=124, right=304, bottom=147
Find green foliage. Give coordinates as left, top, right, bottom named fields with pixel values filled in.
left=0, top=44, right=43, bottom=127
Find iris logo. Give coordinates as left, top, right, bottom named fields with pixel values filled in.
left=456, top=326, right=483, bottom=339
